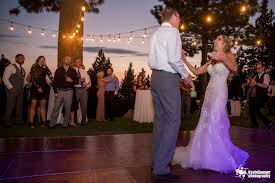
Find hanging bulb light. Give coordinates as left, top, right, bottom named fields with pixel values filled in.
left=142, top=38, right=145, bottom=44
left=127, top=37, right=130, bottom=44
left=100, top=35, right=103, bottom=42
left=256, top=39, right=262, bottom=46
left=28, top=26, right=32, bottom=34
left=81, top=17, right=84, bottom=22
left=180, top=23, right=185, bottom=31
left=92, top=35, right=95, bottom=42
left=82, top=6, right=86, bottom=12
left=129, top=32, right=133, bottom=40
left=77, top=24, right=80, bottom=28
left=75, top=29, right=79, bottom=33
left=52, top=33, right=56, bottom=38
left=108, top=35, right=111, bottom=42
left=205, top=15, right=213, bottom=24
left=63, top=35, right=66, bottom=39
left=9, top=22, right=14, bottom=31
left=113, top=36, right=116, bottom=43
left=143, top=29, right=147, bottom=38
left=41, top=29, right=45, bottom=36
left=117, top=34, right=121, bottom=41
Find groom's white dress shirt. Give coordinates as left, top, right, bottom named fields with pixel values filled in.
left=148, top=22, right=189, bottom=79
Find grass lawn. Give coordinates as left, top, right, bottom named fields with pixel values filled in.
left=0, top=113, right=274, bottom=138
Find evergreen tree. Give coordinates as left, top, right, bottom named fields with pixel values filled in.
left=91, top=49, right=112, bottom=73
left=236, top=0, right=275, bottom=75
left=151, top=0, right=258, bottom=102
left=10, top=0, right=104, bottom=67
left=119, top=62, right=135, bottom=97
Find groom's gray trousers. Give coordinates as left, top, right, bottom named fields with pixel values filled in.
left=151, top=70, right=181, bottom=175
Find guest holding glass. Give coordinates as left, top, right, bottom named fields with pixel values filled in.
left=73, top=58, right=91, bottom=125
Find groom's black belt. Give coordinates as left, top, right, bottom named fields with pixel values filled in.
left=152, top=69, right=164, bottom=71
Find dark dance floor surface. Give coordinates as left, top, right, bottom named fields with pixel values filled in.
left=0, top=126, right=274, bottom=183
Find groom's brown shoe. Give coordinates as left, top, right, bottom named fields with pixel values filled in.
left=152, top=173, right=180, bottom=182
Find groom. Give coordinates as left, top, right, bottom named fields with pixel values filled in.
left=149, top=7, right=191, bottom=182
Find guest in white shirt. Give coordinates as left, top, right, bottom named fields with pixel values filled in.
left=74, top=58, right=91, bottom=125
left=148, top=7, right=191, bottom=182
left=2, top=54, right=25, bottom=127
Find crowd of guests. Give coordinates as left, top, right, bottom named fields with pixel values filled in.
left=0, top=54, right=274, bottom=129
left=0, top=54, right=121, bottom=128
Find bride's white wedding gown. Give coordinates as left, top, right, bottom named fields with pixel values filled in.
left=173, top=63, right=249, bottom=173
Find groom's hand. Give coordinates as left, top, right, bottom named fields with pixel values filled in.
left=181, top=50, right=188, bottom=61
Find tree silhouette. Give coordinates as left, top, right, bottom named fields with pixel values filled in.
left=151, top=0, right=258, bottom=102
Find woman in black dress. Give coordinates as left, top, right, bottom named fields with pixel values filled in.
left=29, top=56, right=53, bottom=128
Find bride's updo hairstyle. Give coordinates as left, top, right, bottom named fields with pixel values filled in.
left=221, top=35, right=233, bottom=53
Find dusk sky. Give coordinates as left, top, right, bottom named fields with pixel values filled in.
left=0, top=0, right=274, bottom=79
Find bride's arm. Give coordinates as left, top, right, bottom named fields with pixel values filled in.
left=212, top=52, right=237, bottom=73
left=222, top=53, right=237, bottom=73
left=183, top=59, right=211, bottom=75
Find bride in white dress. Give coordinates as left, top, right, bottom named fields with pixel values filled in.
left=173, top=35, right=249, bottom=173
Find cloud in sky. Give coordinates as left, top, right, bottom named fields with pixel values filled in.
left=0, top=34, right=24, bottom=39
left=39, top=45, right=147, bottom=56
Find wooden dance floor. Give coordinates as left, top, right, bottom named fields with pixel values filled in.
left=0, top=126, right=274, bottom=183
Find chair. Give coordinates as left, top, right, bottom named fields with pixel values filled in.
left=241, top=100, right=248, bottom=117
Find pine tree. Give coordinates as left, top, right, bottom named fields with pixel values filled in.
left=119, top=62, right=135, bottom=97
left=151, top=0, right=259, bottom=102
left=91, top=49, right=112, bottom=73
left=236, top=0, right=275, bottom=75
left=10, top=0, right=104, bottom=67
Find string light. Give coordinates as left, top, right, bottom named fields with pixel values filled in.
left=142, top=38, right=145, bottom=44
left=143, top=29, right=147, bottom=38
left=191, top=40, right=197, bottom=47
left=100, top=35, right=103, bottom=42
left=129, top=32, right=133, bottom=40
left=113, top=36, right=116, bottom=43
left=28, top=26, right=32, bottom=34
left=256, top=39, right=262, bottom=46
left=234, top=40, right=239, bottom=45
left=76, top=29, right=79, bottom=33
left=92, top=35, right=95, bottom=42
left=63, top=35, right=66, bottom=39
left=77, top=24, right=80, bottom=28
left=41, top=29, right=45, bottom=36
left=9, top=22, right=14, bottom=31
left=108, top=35, right=111, bottom=42
left=180, top=23, right=185, bottom=31
left=82, top=6, right=86, bottom=12
left=240, top=5, right=247, bottom=13
left=81, top=17, right=84, bottom=22
left=117, top=34, right=121, bottom=41
left=52, top=33, right=56, bottom=37
left=206, top=15, right=213, bottom=23
left=127, top=38, right=130, bottom=44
